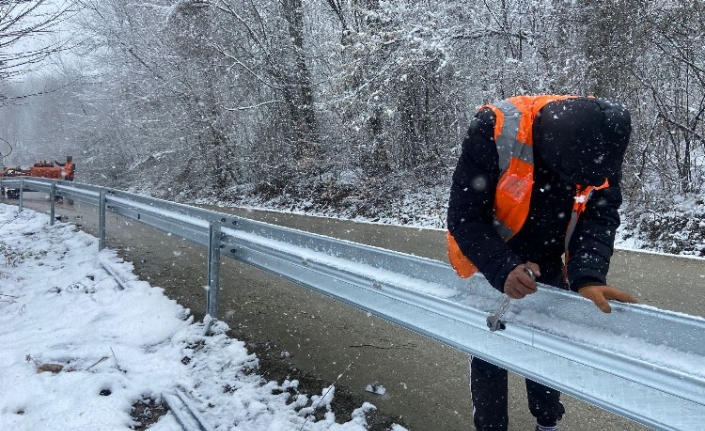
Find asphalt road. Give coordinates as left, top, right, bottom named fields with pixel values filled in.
left=5, top=193, right=705, bottom=431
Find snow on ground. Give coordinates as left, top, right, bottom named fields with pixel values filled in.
left=0, top=203, right=405, bottom=431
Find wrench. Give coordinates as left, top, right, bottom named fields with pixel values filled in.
left=486, top=266, right=535, bottom=332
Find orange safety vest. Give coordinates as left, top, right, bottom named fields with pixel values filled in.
left=64, top=161, right=75, bottom=179
left=447, top=95, right=608, bottom=278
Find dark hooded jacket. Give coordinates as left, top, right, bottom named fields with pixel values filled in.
left=447, top=97, right=630, bottom=292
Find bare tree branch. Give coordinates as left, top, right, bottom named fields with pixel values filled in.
left=0, top=0, right=76, bottom=80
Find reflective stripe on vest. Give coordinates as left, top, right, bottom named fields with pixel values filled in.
left=490, top=99, right=535, bottom=241
left=447, top=95, right=605, bottom=279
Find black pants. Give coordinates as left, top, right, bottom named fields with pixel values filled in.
left=470, top=355, right=564, bottom=430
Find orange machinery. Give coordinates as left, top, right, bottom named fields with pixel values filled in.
left=29, top=166, right=62, bottom=179
left=1, top=162, right=63, bottom=198
left=0, top=162, right=62, bottom=179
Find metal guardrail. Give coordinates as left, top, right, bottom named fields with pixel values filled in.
left=2, top=177, right=704, bottom=430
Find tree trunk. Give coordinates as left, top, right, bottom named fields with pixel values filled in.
left=281, top=0, right=320, bottom=164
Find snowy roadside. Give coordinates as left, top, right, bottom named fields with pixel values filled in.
left=0, top=203, right=404, bottom=431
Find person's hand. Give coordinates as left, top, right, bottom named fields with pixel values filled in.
left=578, top=285, right=638, bottom=313
left=503, top=262, right=541, bottom=299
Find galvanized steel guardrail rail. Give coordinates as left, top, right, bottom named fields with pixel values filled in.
left=2, top=177, right=704, bottom=430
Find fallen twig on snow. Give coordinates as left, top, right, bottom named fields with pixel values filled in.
left=111, top=347, right=126, bottom=373
left=298, top=353, right=361, bottom=431
left=86, top=356, right=109, bottom=371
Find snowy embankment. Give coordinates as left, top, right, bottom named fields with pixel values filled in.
left=0, top=203, right=403, bottom=431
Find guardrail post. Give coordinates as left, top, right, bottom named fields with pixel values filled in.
left=49, top=182, right=56, bottom=226
left=206, top=220, right=223, bottom=321
left=99, top=191, right=106, bottom=250
left=18, top=178, right=23, bottom=213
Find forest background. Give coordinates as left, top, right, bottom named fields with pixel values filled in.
left=2, top=0, right=705, bottom=255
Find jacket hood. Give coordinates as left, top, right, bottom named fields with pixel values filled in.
left=534, top=97, right=631, bottom=186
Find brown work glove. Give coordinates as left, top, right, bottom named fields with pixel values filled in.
left=578, top=284, right=638, bottom=313
left=503, top=262, right=541, bottom=299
